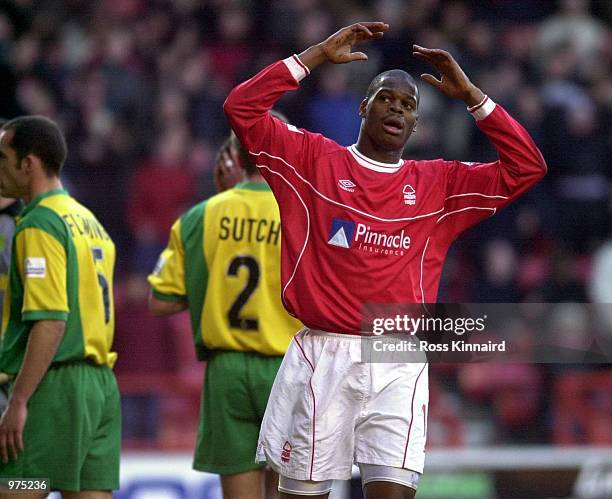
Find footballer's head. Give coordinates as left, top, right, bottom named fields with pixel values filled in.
left=359, top=70, right=419, bottom=152
left=0, top=116, right=67, bottom=198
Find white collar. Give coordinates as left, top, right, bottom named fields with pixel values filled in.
left=348, top=144, right=404, bottom=173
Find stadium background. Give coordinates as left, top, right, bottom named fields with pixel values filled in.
left=0, top=0, right=610, bottom=497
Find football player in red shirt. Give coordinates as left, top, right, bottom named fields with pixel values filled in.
left=225, top=22, right=546, bottom=499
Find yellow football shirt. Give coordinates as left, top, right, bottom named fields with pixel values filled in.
left=149, top=182, right=301, bottom=358
left=0, top=189, right=116, bottom=374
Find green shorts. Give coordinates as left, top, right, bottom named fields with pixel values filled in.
left=0, top=362, right=121, bottom=491
left=193, top=350, right=283, bottom=475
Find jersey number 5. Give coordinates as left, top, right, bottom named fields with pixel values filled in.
left=226, top=255, right=260, bottom=331
left=92, top=248, right=111, bottom=324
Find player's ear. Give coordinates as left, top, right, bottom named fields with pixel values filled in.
left=22, top=154, right=39, bottom=176
left=359, top=98, right=367, bottom=118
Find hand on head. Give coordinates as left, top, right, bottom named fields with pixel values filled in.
left=213, top=142, right=243, bottom=193
left=412, top=45, right=484, bottom=105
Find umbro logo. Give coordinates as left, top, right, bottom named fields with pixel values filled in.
left=338, top=179, right=356, bottom=192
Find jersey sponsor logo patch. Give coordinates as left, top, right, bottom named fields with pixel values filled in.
left=338, top=179, right=356, bottom=192
left=403, top=184, right=416, bottom=205
left=327, top=218, right=411, bottom=256
left=327, top=218, right=356, bottom=248
left=25, top=257, right=46, bottom=278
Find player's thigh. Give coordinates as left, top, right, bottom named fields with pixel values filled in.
left=194, top=351, right=262, bottom=474
left=220, top=469, right=263, bottom=499
left=363, top=481, right=416, bottom=499
left=248, top=354, right=283, bottom=419
left=359, top=464, right=420, bottom=499
left=355, top=362, right=428, bottom=473
left=78, top=367, right=121, bottom=492
left=278, top=475, right=332, bottom=499
left=0, top=366, right=88, bottom=491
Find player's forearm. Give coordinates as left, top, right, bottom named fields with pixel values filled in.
left=9, top=320, right=65, bottom=405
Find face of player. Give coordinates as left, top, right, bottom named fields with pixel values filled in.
left=0, top=130, right=29, bottom=199
left=359, top=76, right=419, bottom=154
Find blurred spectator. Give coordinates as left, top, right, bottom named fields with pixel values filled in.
left=306, top=65, right=361, bottom=145
left=127, top=126, right=196, bottom=273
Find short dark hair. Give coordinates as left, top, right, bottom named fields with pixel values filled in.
left=2, top=116, right=67, bottom=176
left=365, top=70, right=420, bottom=105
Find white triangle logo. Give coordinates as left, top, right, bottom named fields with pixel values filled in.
left=328, top=227, right=350, bottom=248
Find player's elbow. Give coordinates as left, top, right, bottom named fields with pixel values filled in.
left=223, top=88, right=241, bottom=121
left=148, top=294, right=180, bottom=316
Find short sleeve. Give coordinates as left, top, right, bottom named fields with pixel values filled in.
left=148, top=219, right=187, bottom=302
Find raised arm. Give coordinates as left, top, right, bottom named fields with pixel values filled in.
left=413, top=45, right=547, bottom=233
left=223, top=22, right=389, bottom=175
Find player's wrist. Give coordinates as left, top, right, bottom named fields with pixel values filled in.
left=297, top=44, right=328, bottom=72
left=8, top=393, right=28, bottom=406
left=463, top=85, right=486, bottom=107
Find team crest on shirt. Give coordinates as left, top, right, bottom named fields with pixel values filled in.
left=338, top=179, right=356, bottom=192
left=403, top=184, right=416, bottom=205
left=281, top=441, right=292, bottom=463
left=327, top=218, right=356, bottom=248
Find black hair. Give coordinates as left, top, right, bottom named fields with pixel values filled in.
left=1, top=115, right=67, bottom=176
left=365, top=70, right=420, bottom=105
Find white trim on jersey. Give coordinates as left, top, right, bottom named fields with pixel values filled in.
left=419, top=237, right=431, bottom=305
left=283, top=55, right=310, bottom=82
left=445, top=192, right=509, bottom=200
left=256, top=164, right=311, bottom=309
left=347, top=145, right=404, bottom=173
left=252, top=151, right=445, bottom=223
left=469, top=96, right=496, bottom=121
left=436, top=206, right=497, bottom=224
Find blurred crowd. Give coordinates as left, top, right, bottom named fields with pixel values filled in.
left=0, top=0, right=610, bottom=447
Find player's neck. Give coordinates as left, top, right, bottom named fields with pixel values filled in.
left=245, top=172, right=266, bottom=184
left=25, top=176, right=63, bottom=204
left=355, top=136, right=403, bottom=165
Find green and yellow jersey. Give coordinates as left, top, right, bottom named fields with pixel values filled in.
left=149, top=181, right=301, bottom=359
left=0, top=189, right=116, bottom=374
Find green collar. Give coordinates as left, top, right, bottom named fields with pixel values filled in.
left=21, top=188, right=68, bottom=218
left=234, top=181, right=271, bottom=191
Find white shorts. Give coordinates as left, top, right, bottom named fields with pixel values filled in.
left=256, top=328, right=429, bottom=482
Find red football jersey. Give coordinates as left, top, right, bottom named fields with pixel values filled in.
left=225, top=57, right=547, bottom=333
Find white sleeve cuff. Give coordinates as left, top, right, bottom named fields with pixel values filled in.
left=283, top=55, right=310, bottom=83
left=468, top=95, right=496, bottom=121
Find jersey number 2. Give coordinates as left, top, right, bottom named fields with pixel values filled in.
left=227, top=255, right=260, bottom=331
left=92, top=248, right=111, bottom=324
